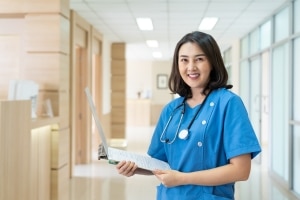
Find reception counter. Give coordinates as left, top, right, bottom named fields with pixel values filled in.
left=0, top=100, right=69, bottom=200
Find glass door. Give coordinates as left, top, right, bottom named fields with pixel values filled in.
left=249, top=57, right=261, bottom=163
left=271, top=43, right=289, bottom=183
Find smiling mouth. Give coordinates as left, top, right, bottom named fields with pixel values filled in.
left=188, top=73, right=200, bottom=78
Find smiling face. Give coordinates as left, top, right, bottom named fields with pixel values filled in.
left=178, top=42, right=212, bottom=94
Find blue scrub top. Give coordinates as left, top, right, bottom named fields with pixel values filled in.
left=147, top=88, right=261, bottom=200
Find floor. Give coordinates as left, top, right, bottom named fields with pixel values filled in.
left=70, top=126, right=299, bottom=200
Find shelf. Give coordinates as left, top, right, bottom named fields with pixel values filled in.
left=31, top=116, right=60, bottom=129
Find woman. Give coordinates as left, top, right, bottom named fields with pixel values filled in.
left=116, top=31, right=261, bottom=200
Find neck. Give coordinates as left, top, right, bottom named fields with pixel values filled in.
left=187, top=93, right=206, bottom=108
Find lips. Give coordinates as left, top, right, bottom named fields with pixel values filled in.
left=188, top=73, right=200, bottom=78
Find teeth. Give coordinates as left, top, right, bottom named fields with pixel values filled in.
left=189, top=74, right=199, bottom=78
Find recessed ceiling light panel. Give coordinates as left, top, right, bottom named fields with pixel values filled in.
left=152, top=51, right=162, bottom=58
left=198, top=17, right=218, bottom=30
left=146, top=40, right=159, bottom=47
left=136, top=18, right=153, bottom=31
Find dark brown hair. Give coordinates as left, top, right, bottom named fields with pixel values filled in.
left=168, top=31, right=232, bottom=98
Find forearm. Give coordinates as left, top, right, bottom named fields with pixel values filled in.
left=183, top=164, right=248, bottom=186
left=181, top=154, right=251, bottom=186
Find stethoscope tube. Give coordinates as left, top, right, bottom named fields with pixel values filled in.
left=160, top=99, right=185, bottom=144
left=160, top=92, right=211, bottom=144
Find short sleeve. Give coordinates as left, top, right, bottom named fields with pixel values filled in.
left=223, top=95, right=261, bottom=160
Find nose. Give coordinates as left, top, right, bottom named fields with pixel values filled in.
left=187, top=61, right=196, bottom=71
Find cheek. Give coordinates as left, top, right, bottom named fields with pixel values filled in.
left=178, top=65, right=186, bottom=75
left=202, top=69, right=212, bottom=81
left=202, top=65, right=212, bottom=76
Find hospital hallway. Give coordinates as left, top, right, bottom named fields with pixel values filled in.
left=70, top=126, right=299, bottom=200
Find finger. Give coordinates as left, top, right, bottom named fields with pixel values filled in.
left=116, top=160, right=127, bottom=169
left=124, top=162, right=137, bottom=175
left=128, top=163, right=138, bottom=175
left=117, top=161, right=130, bottom=173
left=118, top=161, right=136, bottom=176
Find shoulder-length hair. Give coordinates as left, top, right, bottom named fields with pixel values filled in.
left=168, top=31, right=232, bottom=98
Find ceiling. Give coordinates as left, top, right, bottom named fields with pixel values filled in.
left=70, top=0, right=287, bottom=61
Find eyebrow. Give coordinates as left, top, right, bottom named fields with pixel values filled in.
left=179, top=54, right=206, bottom=57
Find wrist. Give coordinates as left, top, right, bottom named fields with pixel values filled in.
left=179, top=172, right=189, bottom=185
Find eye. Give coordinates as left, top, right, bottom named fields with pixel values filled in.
left=196, top=57, right=205, bottom=62
left=180, top=58, right=188, bottom=63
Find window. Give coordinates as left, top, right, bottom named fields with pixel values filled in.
left=292, top=22, right=300, bottom=199
left=294, top=37, right=300, bottom=121
left=239, top=60, right=250, bottom=111
left=274, top=7, right=289, bottom=42
left=240, top=36, right=249, bottom=58
left=295, top=0, right=300, bottom=33
left=260, top=20, right=271, bottom=49
left=250, top=28, right=260, bottom=54
left=293, top=126, right=300, bottom=195
left=271, top=43, right=289, bottom=182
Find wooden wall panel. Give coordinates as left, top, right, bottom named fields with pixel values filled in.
left=51, top=128, right=70, bottom=168
left=0, top=35, right=22, bottom=99
left=111, top=60, right=125, bottom=75
left=150, top=104, right=164, bottom=125
left=111, top=124, right=125, bottom=138
left=0, top=1, right=24, bottom=13
left=111, top=108, right=125, bottom=124
left=38, top=127, right=51, bottom=200
left=23, top=54, right=60, bottom=89
left=25, top=0, right=70, bottom=18
left=0, top=100, right=31, bottom=200
left=59, top=54, right=70, bottom=91
left=31, top=126, right=52, bottom=200
left=111, top=43, right=126, bottom=138
left=126, top=99, right=151, bottom=126
left=51, top=164, right=69, bottom=200
left=1, top=1, right=71, bottom=200
left=111, top=43, right=125, bottom=59
left=0, top=0, right=70, bottom=17
left=74, top=25, right=87, bottom=48
left=111, top=92, right=125, bottom=107
left=59, top=91, right=69, bottom=128
left=30, top=126, right=39, bottom=200
left=24, top=14, right=70, bottom=53
left=111, top=76, right=125, bottom=91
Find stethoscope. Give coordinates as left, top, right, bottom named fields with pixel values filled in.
left=160, top=93, right=210, bottom=144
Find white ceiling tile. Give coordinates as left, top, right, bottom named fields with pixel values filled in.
left=70, top=0, right=287, bottom=60
left=70, top=3, right=91, bottom=11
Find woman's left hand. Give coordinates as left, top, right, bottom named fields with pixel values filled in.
left=153, top=169, right=184, bottom=187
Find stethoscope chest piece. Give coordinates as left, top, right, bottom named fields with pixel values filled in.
left=178, top=129, right=189, bottom=140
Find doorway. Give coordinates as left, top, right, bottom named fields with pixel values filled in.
left=74, top=46, right=89, bottom=164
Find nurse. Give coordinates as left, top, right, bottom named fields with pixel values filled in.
left=116, top=31, right=261, bottom=200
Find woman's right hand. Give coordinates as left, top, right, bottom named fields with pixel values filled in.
left=116, top=160, right=138, bottom=177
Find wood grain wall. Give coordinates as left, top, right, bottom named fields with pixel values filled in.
left=0, top=1, right=114, bottom=200
left=0, top=1, right=71, bottom=200
left=111, top=43, right=126, bottom=138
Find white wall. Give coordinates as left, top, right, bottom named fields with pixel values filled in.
left=126, top=60, right=152, bottom=99
left=151, top=60, right=173, bottom=104
left=126, top=59, right=173, bottom=103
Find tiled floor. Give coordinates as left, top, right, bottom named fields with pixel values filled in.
left=70, top=126, right=299, bottom=200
